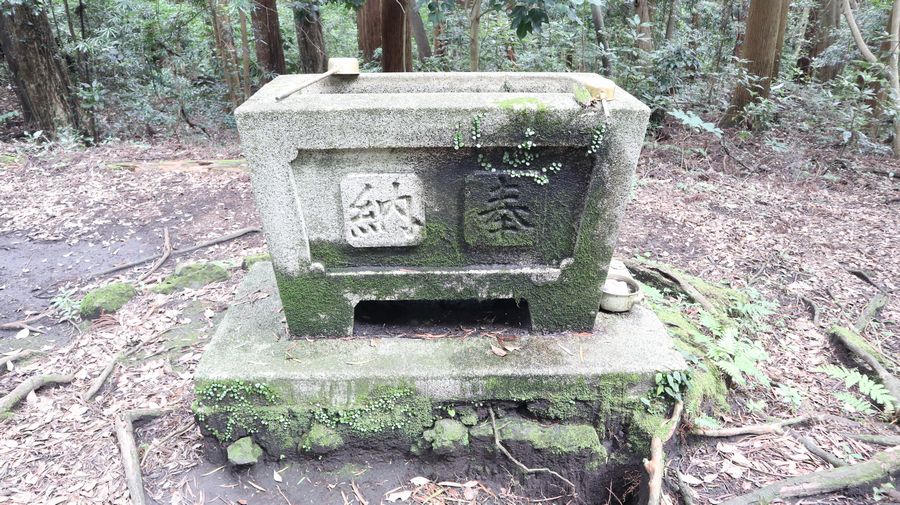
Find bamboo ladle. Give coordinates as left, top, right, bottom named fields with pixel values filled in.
left=275, top=57, right=360, bottom=101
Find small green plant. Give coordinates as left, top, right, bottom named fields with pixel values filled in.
left=642, top=370, right=691, bottom=412
left=52, top=288, right=81, bottom=323
left=669, top=109, right=723, bottom=138
left=816, top=364, right=896, bottom=414
left=0, top=111, right=19, bottom=125
left=775, top=383, right=804, bottom=411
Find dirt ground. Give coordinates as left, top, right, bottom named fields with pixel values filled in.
left=0, top=122, right=897, bottom=505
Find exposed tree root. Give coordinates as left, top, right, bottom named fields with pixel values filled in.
left=672, top=469, right=695, bottom=505
left=690, top=416, right=810, bottom=437
left=644, top=401, right=683, bottom=505
left=830, top=326, right=900, bottom=407
left=800, top=295, right=820, bottom=326
left=623, top=260, right=717, bottom=314
left=0, top=310, right=52, bottom=331
left=719, top=446, right=900, bottom=505
left=854, top=291, right=888, bottom=334
left=137, top=227, right=172, bottom=282
left=115, top=407, right=173, bottom=505
left=82, top=352, right=122, bottom=402
left=0, top=373, right=75, bottom=414
left=847, top=433, right=900, bottom=446
left=786, top=429, right=846, bottom=468
left=487, top=408, right=576, bottom=496
left=0, top=349, right=34, bottom=373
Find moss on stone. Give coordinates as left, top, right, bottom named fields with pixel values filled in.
left=79, top=282, right=137, bottom=319
left=300, top=423, right=344, bottom=454
left=496, top=96, right=548, bottom=112
left=242, top=253, right=271, bottom=270
left=470, top=416, right=606, bottom=466
left=458, top=407, right=479, bottom=426
left=152, top=262, right=229, bottom=294
left=227, top=436, right=263, bottom=466
left=423, top=419, right=469, bottom=454
left=627, top=410, right=670, bottom=454
left=311, top=385, right=434, bottom=439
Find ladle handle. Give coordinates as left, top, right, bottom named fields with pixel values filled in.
left=275, top=68, right=339, bottom=101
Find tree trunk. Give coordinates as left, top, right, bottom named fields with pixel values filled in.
left=433, top=22, right=447, bottom=57
left=811, top=0, right=842, bottom=80
left=294, top=5, right=328, bottom=73
left=240, top=10, right=252, bottom=97
left=0, top=0, right=80, bottom=135
left=772, top=0, right=791, bottom=78
left=209, top=0, right=243, bottom=109
left=590, top=3, right=613, bottom=74
left=469, top=0, right=482, bottom=71
left=635, top=0, right=654, bottom=52
left=357, top=0, right=382, bottom=61
left=411, top=7, right=432, bottom=61
left=251, top=0, right=286, bottom=81
left=723, top=0, right=788, bottom=127
left=665, top=0, right=678, bottom=40
left=382, top=0, right=412, bottom=71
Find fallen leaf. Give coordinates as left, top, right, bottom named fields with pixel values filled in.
left=410, top=476, right=430, bottom=486
left=702, top=473, right=718, bottom=483
left=14, top=328, right=28, bottom=340
left=502, top=345, right=521, bottom=352
left=730, top=453, right=752, bottom=467
left=386, top=490, right=412, bottom=502
left=680, top=473, right=702, bottom=486
left=490, top=344, right=508, bottom=357
left=273, top=470, right=282, bottom=483
left=722, top=460, right=744, bottom=479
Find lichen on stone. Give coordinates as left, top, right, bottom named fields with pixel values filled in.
left=227, top=436, right=263, bottom=466
left=152, top=262, right=229, bottom=294
left=300, top=423, right=344, bottom=454
left=423, top=418, right=469, bottom=454
left=79, top=282, right=137, bottom=319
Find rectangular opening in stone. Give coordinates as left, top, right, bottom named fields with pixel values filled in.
left=352, top=298, right=531, bottom=336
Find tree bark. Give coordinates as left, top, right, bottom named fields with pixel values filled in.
left=251, top=0, right=286, bottom=81
left=294, top=4, right=328, bottom=73
left=665, top=0, right=678, bottom=40
left=772, top=0, right=792, bottom=78
left=591, top=3, right=613, bottom=74
left=799, top=0, right=841, bottom=80
left=635, top=0, right=654, bottom=52
left=239, top=10, right=252, bottom=97
left=723, top=0, right=789, bottom=127
left=469, top=0, right=482, bottom=71
left=209, top=0, right=243, bottom=109
left=357, top=0, right=383, bottom=61
left=0, top=0, right=80, bottom=135
left=433, top=21, right=447, bottom=57
left=411, top=7, right=432, bottom=61
left=382, top=0, right=412, bottom=71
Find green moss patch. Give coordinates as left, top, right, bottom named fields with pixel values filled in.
left=152, top=262, right=229, bottom=294
left=227, top=436, right=263, bottom=465
left=423, top=419, right=469, bottom=454
left=470, top=416, right=606, bottom=467
left=79, top=282, right=137, bottom=319
left=300, top=423, right=344, bottom=454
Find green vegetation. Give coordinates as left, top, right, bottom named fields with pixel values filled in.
left=78, top=282, right=137, bottom=319
left=151, top=262, right=229, bottom=294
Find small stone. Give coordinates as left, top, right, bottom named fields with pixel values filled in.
left=300, top=423, right=343, bottom=454
left=458, top=408, right=479, bottom=426
left=151, top=262, right=229, bottom=294
left=227, top=437, right=263, bottom=466
left=423, top=419, right=469, bottom=454
left=79, top=282, right=137, bottom=319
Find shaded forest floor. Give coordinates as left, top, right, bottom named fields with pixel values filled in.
left=0, top=121, right=897, bottom=504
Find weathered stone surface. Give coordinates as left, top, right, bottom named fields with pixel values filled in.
left=300, top=424, right=343, bottom=454
left=423, top=419, right=469, bottom=454
left=226, top=436, right=263, bottom=466
left=234, top=73, right=649, bottom=337
left=339, top=173, right=425, bottom=247
left=152, top=262, right=229, bottom=294
left=469, top=415, right=606, bottom=466
left=79, top=282, right=136, bottom=319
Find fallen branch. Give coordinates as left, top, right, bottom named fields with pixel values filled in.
left=855, top=291, right=888, bottom=334
left=0, top=310, right=52, bottom=331
left=644, top=401, right=684, bottom=505
left=488, top=408, right=576, bottom=495
left=672, top=469, right=695, bottom=505
left=786, top=429, right=846, bottom=468
left=0, top=373, right=75, bottom=414
left=690, top=416, right=810, bottom=437
left=58, top=227, right=261, bottom=287
left=0, top=349, right=34, bottom=373
left=137, top=227, right=172, bottom=282
left=719, top=138, right=755, bottom=173
left=82, top=352, right=123, bottom=402
left=799, top=296, right=820, bottom=326
left=623, top=260, right=717, bottom=314
left=719, top=446, right=900, bottom=505
left=846, top=433, right=900, bottom=446
left=830, top=326, right=900, bottom=407
left=115, top=408, right=173, bottom=505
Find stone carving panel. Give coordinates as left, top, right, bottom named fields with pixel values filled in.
left=464, top=173, right=538, bottom=247
left=340, top=173, right=426, bottom=248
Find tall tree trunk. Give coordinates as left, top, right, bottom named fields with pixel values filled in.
left=240, top=10, right=252, bottom=97
left=209, top=0, right=243, bottom=109
left=251, top=0, right=286, bottom=82
left=469, top=0, right=482, bottom=71
left=382, top=0, right=412, bottom=71
left=665, top=0, right=678, bottom=40
left=294, top=5, right=328, bottom=73
left=433, top=21, right=447, bottom=57
left=724, top=0, right=789, bottom=126
left=772, top=0, right=791, bottom=78
left=0, top=0, right=80, bottom=135
left=799, top=0, right=841, bottom=80
left=635, top=0, right=654, bottom=52
left=411, top=7, right=432, bottom=61
left=357, top=0, right=382, bottom=61
left=590, top=3, right=613, bottom=74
